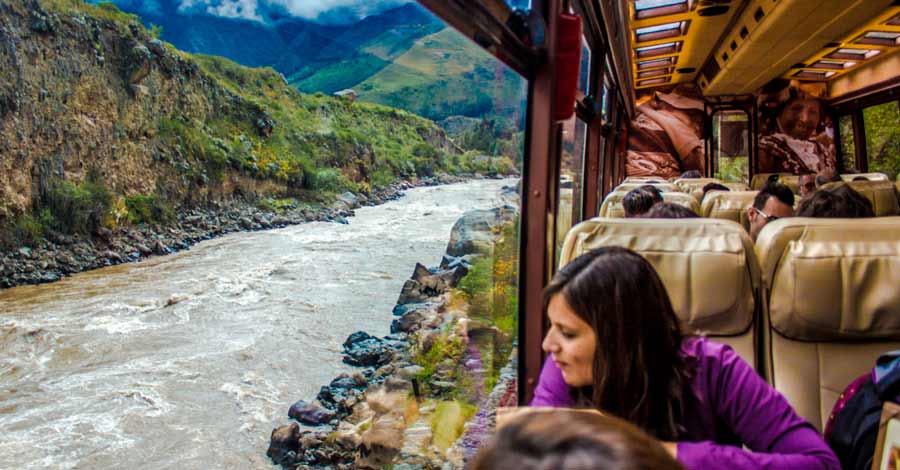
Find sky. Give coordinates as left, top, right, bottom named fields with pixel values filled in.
left=176, top=0, right=413, bottom=23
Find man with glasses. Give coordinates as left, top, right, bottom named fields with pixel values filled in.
left=798, top=173, right=816, bottom=198
left=747, top=181, right=795, bottom=242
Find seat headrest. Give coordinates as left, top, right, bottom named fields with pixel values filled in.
left=725, top=182, right=751, bottom=191
left=622, top=177, right=668, bottom=184
left=841, top=180, right=900, bottom=216
left=673, top=178, right=722, bottom=190
left=841, top=172, right=889, bottom=182
left=559, top=218, right=759, bottom=336
left=751, top=173, right=800, bottom=193
left=599, top=191, right=629, bottom=218
left=614, top=182, right=679, bottom=193
left=661, top=192, right=701, bottom=214
left=756, top=217, right=900, bottom=341
left=701, top=191, right=758, bottom=230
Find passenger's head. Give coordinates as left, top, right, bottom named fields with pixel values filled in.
left=798, top=173, right=816, bottom=197
left=644, top=202, right=699, bottom=219
left=702, top=183, right=730, bottom=199
left=472, top=410, right=684, bottom=470
left=852, top=176, right=870, bottom=182
left=747, top=181, right=795, bottom=241
left=796, top=184, right=875, bottom=218
left=622, top=186, right=662, bottom=218
left=680, top=170, right=702, bottom=179
left=542, top=247, right=690, bottom=439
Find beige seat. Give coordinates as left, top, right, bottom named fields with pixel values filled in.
left=751, top=173, right=799, bottom=193
left=840, top=172, right=889, bottom=182
left=673, top=178, right=723, bottom=192
left=661, top=192, right=701, bottom=215
left=724, top=182, right=751, bottom=192
left=756, top=217, right=900, bottom=431
left=701, top=191, right=758, bottom=231
left=614, top=182, right=679, bottom=193
left=622, top=177, right=669, bottom=184
left=598, top=191, right=630, bottom=218
left=843, top=180, right=900, bottom=216
left=559, top=218, right=760, bottom=367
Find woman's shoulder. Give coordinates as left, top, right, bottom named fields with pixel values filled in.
left=680, top=336, right=745, bottom=372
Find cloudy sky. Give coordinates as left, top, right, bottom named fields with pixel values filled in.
left=177, top=0, right=413, bottom=23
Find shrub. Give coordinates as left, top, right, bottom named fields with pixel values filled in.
left=125, top=194, right=173, bottom=225
left=0, top=210, right=55, bottom=249
left=40, top=176, right=112, bottom=235
left=306, top=168, right=356, bottom=193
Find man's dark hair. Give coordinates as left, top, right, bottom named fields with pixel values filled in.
left=796, top=184, right=875, bottom=218
left=753, top=181, right=794, bottom=211
left=622, top=187, right=661, bottom=217
left=639, top=184, right=665, bottom=202
left=644, top=202, right=699, bottom=219
left=680, top=170, right=702, bottom=179
left=852, top=176, right=870, bottom=182
left=702, top=183, right=730, bottom=198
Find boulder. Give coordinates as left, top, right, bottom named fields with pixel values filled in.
left=125, top=44, right=152, bottom=85
left=288, top=400, right=336, bottom=426
left=342, top=331, right=396, bottom=368
left=356, top=413, right=406, bottom=469
left=445, top=205, right=518, bottom=257
left=267, top=423, right=300, bottom=465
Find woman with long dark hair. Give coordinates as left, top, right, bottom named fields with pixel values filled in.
left=532, top=247, right=839, bottom=470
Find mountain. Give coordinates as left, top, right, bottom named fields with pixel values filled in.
left=0, top=0, right=471, bottom=235
left=99, top=0, right=525, bottom=122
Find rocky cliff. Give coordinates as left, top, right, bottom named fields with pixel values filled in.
left=0, top=0, right=469, bottom=241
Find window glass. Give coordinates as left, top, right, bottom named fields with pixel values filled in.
left=839, top=114, right=856, bottom=171
left=863, top=101, right=900, bottom=179
left=711, top=110, right=750, bottom=183
left=557, top=117, right=588, bottom=258
left=505, top=0, right=531, bottom=10
left=596, top=134, right=607, bottom=214
left=580, top=37, right=592, bottom=95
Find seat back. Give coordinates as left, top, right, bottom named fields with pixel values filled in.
left=614, top=182, right=679, bottom=193
left=622, top=177, right=668, bottom=184
left=661, top=192, right=701, bottom=215
left=840, top=172, right=889, bottom=182
left=751, top=173, right=799, bottom=193
left=843, top=180, right=900, bottom=216
left=599, top=191, right=629, bottom=218
left=559, top=218, right=760, bottom=367
left=756, top=217, right=900, bottom=431
left=724, top=182, right=751, bottom=191
left=701, top=191, right=758, bottom=230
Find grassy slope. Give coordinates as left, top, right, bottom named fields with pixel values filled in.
left=353, top=28, right=528, bottom=121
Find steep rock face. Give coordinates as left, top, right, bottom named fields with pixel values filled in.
left=0, top=0, right=274, bottom=219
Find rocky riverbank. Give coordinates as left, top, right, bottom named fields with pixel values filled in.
left=0, top=174, right=479, bottom=289
left=267, top=194, right=520, bottom=470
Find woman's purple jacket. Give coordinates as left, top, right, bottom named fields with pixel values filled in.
left=530, top=336, right=840, bottom=470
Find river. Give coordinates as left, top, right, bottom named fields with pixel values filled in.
left=0, top=179, right=516, bottom=470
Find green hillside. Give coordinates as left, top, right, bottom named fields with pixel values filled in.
left=352, top=28, right=528, bottom=122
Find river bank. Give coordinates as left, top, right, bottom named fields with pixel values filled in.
left=267, top=194, right=520, bottom=469
left=0, top=174, right=487, bottom=289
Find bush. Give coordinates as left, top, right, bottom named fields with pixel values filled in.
left=0, top=210, right=55, bottom=249
left=41, top=176, right=112, bottom=235
left=125, top=194, right=173, bottom=225
left=306, top=168, right=356, bottom=193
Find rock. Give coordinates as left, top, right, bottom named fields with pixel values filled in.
left=267, top=423, right=300, bottom=465
left=337, top=192, right=360, bottom=210
left=125, top=44, right=152, bottom=85
left=398, top=365, right=425, bottom=381
left=390, top=310, right=424, bottom=334
left=152, top=240, right=169, bottom=255
left=445, top=205, right=519, bottom=257
left=288, top=400, right=336, bottom=426
left=334, top=216, right=349, bottom=225
left=100, top=250, right=121, bottom=262
left=356, top=413, right=406, bottom=469
left=146, top=39, right=167, bottom=57
left=17, top=247, right=32, bottom=258
left=135, top=244, right=152, bottom=255
left=342, top=331, right=397, bottom=368
left=239, top=217, right=254, bottom=229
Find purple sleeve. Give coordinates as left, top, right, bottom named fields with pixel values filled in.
left=677, top=343, right=840, bottom=470
left=529, top=355, right=575, bottom=407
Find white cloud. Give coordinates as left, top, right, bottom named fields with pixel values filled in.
left=177, top=0, right=411, bottom=23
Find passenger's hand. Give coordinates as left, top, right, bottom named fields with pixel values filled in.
left=661, top=441, right=678, bottom=459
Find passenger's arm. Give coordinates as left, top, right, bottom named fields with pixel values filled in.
left=676, top=344, right=840, bottom=470
left=529, top=355, right=575, bottom=407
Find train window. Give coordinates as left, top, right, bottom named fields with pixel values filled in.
left=557, top=117, right=588, bottom=258
left=862, top=101, right=900, bottom=179
left=711, top=110, right=750, bottom=183
left=838, top=114, right=857, bottom=171
left=580, top=37, right=592, bottom=94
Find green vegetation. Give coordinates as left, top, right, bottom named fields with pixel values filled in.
left=43, top=0, right=141, bottom=33
left=455, top=217, right=519, bottom=392
left=862, top=101, right=900, bottom=180
left=411, top=328, right=466, bottom=388
left=0, top=210, right=55, bottom=249
left=40, top=174, right=113, bottom=236
left=430, top=401, right=477, bottom=451
left=257, top=197, right=299, bottom=214
left=715, top=157, right=749, bottom=183
left=124, top=195, right=173, bottom=226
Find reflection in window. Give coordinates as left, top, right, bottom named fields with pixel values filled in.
left=504, top=0, right=531, bottom=10
left=580, top=37, right=591, bottom=94
left=863, top=101, right=900, bottom=179
left=557, top=117, right=587, bottom=258
left=711, top=110, right=749, bottom=183
left=839, top=114, right=856, bottom=171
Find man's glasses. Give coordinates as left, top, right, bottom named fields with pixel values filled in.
left=755, top=208, right=780, bottom=222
